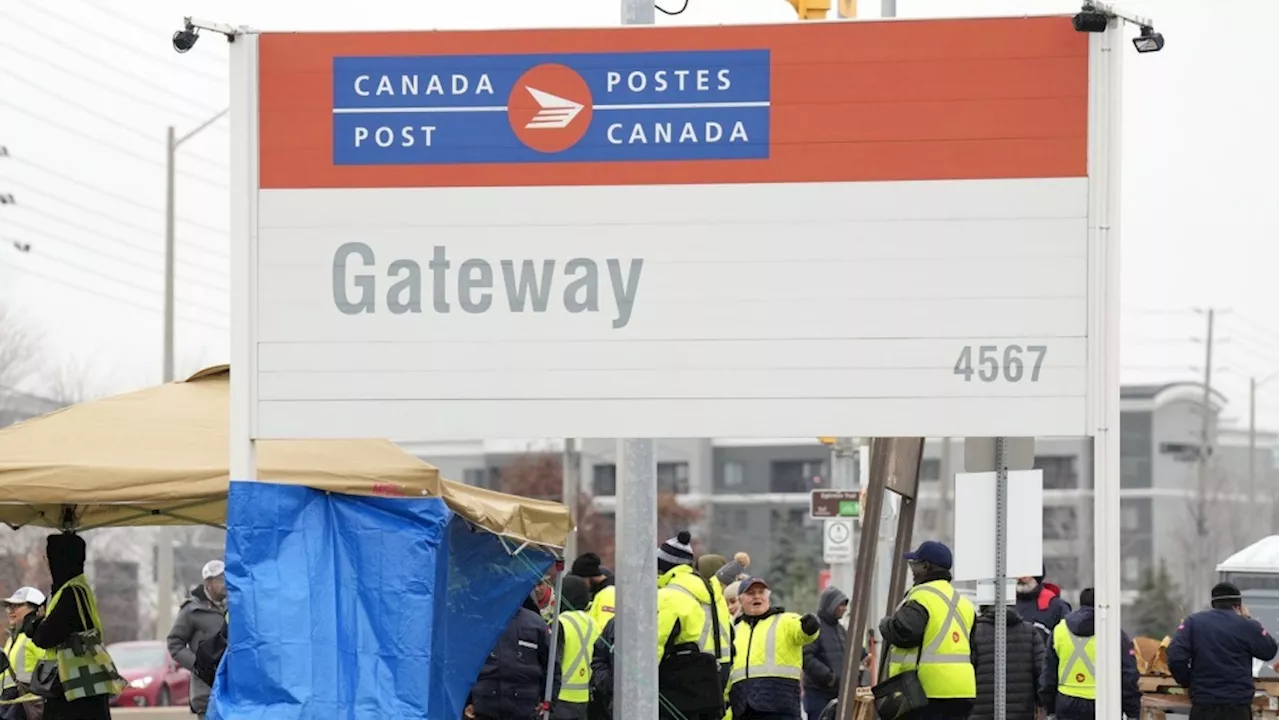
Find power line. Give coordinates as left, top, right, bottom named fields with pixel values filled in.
left=0, top=254, right=228, bottom=330
left=0, top=101, right=228, bottom=189
left=26, top=0, right=228, bottom=85
left=4, top=156, right=227, bottom=235
left=0, top=70, right=228, bottom=173
left=8, top=183, right=229, bottom=261
left=1, top=217, right=228, bottom=294
left=0, top=234, right=228, bottom=317
left=0, top=12, right=225, bottom=118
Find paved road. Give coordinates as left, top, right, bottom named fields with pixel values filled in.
left=112, top=708, right=196, bottom=720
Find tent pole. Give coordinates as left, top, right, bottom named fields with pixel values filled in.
left=542, top=558, right=566, bottom=719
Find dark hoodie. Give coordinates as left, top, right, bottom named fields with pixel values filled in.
left=969, top=606, right=1044, bottom=720
left=24, top=533, right=111, bottom=720
left=802, top=586, right=849, bottom=697
left=1038, top=605, right=1140, bottom=719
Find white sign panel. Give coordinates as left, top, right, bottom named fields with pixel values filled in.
left=823, top=519, right=854, bottom=565
left=235, top=19, right=1100, bottom=441
left=952, top=470, right=1045, bottom=583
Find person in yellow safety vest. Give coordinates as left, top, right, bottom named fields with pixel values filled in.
left=570, top=553, right=617, bottom=631
left=0, top=586, right=46, bottom=719
left=879, top=540, right=976, bottom=720
left=657, top=531, right=730, bottom=720
left=1039, top=587, right=1142, bottom=720
left=725, top=576, right=819, bottom=719
left=552, top=576, right=598, bottom=720
left=21, top=533, right=113, bottom=720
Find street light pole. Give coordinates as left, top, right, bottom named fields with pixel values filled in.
left=156, top=107, right=228, bottom=643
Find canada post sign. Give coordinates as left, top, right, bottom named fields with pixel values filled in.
left=332, top=50, right=771, bottom=165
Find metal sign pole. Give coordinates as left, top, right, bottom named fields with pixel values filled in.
left=993, top=437, right=1008, bottom=720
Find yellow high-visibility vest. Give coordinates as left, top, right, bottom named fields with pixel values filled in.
left=726, top=611, right=816, bottom=688
left=661, top=566, right=733, bottom=665
left=556, top=610, right=597, bottom=704
left=588, top=585, right=616, bottom=630
left=2, top=632, right=38, bottom=688
left=1053, top=620, right=1096, bottom=700
left=886, top=580, right=976, bottom=699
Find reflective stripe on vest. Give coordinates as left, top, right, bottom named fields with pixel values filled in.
left=665, top=583, right=731, bottom=662
left=558, top=612, right=594, bottom=701
left=727, top=615, right=802, bottom=685
left=888, top=584, right=972, bottom=666
left=1054, top=623, right=1096, bottom=700
left=2, top=634, right=28, bottom=688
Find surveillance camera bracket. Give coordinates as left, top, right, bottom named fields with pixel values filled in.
left=1079, top=1, right=1156, bottom=30
left=183, top=17, right=260, bottom=42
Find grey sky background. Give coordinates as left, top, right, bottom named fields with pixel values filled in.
left=1, top=0, right=1276, bottom=431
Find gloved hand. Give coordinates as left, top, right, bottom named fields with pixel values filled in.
left=19, top=611, right=38, bottom=638
left=800, top=613, right=820, bottom=635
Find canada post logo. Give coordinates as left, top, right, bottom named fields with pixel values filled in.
left=331, top=49, right=770, bottom=166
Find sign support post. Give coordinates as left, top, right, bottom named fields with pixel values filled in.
left=828, top=438, right=857, bottom=595
left=614, top=0, right=658, bottom=711
left=993, top=436, right=1009, bottom=720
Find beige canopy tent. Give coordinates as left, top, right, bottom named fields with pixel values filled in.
left=0, top=366, right=571, bottom=549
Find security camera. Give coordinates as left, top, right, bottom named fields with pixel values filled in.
left=172, top=23, right=199, bottom=54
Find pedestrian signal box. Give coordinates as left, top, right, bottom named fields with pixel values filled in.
left=810, top=490, right=861, bottom=520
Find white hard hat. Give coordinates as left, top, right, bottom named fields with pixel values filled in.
left=3, top=587, right=46, bottom=606
left=201, top=560, right=226, bottom=580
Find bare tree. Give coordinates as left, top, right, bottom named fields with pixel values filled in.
left=0, top=304, right=44, bottom=399
left=1177, top=460, right=1240, bottom=611
left=42, top=356, right=107, bottom=406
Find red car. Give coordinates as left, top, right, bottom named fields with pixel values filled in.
left=106, top=640, right=191, bottom=708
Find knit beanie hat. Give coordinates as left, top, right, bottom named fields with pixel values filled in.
left=714, top=552, right=751, bottom=585
left=571, top=552, right=603, bottom=578
left=723, top=580, right=742, bottom=602
left=657, top=530, right=695, bottom=573
left=696, top=554, right=727, bottom=581
left=560, top=575, right=592, bottom=612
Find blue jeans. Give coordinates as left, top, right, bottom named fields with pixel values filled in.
left=804, top=692, right=835, bottom=719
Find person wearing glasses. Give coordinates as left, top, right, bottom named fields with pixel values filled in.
left=0, top=587, right=46, bottom=720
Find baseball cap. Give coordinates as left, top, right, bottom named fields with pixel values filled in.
left=903, top=540, right=953, bottom=570
left=4, top=587, right=46, bottom=606
left=201, top=560, right=226, bottom=580
left=739, top=576, right=769, bottom=593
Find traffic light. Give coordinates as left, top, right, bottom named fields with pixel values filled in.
left=788, top=0, right=830, bottom=20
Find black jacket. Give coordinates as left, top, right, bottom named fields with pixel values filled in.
left=588, top=618, right=616, bottom=720
left=877, top=568, right=974, bottom=717
left=1038, top=605, right=1141, bottom=719
left=802, top=586, right=849, bottom=698
left=469, top=597, right=561, bottom=720
left=1167, top=607, right=1279, bottom=706
left=24, top=534, right=112, bottom=720
left=969, top=607, right=1044, bottom=720
left=1015, top=581, right=1071, bottom=646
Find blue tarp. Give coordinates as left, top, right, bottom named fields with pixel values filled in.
left=208, top=480, right=553, bottom=720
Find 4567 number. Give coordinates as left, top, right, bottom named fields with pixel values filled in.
left=954, top=345, right=1047, bottom=383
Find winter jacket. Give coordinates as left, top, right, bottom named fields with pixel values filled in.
left=969, top=606, right=1044, bottom=720
left=1167, top=607, right=1279, bottom=706
left=877, top=567, right=975, bottom=718
left=802, top=586, right=850, bottom=700
left=588, top=618, right=616, bottom=720
left=24, top=535, right=110, bottom=720
left=167, top=584, right=226, bottom=713
left=1015, top=581, right=1070, bottom=646
left=469, top=597, right=561, bottom=720
left=1038, top=605, right=1141, bottom=719
left=728, top=606, right=818, bottom=719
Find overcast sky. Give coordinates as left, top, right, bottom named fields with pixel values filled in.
left=0, top=0, right=1276, bottom=430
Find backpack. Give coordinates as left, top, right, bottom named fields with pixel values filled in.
left=192, top=620, right=227, bottom=687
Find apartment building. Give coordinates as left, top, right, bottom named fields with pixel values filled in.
left=398, top=382, right=1278, bottom=609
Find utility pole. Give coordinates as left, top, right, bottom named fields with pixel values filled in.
left=939, top=437, right=953, bottom=545
left=1193, top=308, right=1215, bottom=606
left=156, top=109, right=229, bottom=643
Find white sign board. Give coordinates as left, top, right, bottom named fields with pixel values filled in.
left=231, top=18, right=1102, bottom=442
left=823, top=519, right=854, bottom=565
left=952, top=470, right=1045, bottom=583
left=974, top=578, right=1018, bottom=606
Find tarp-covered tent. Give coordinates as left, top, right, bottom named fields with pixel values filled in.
left=0, top=366, right=571, bottom=718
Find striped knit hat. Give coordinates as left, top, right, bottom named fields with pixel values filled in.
left=657, top=530, right=695, bottom=573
